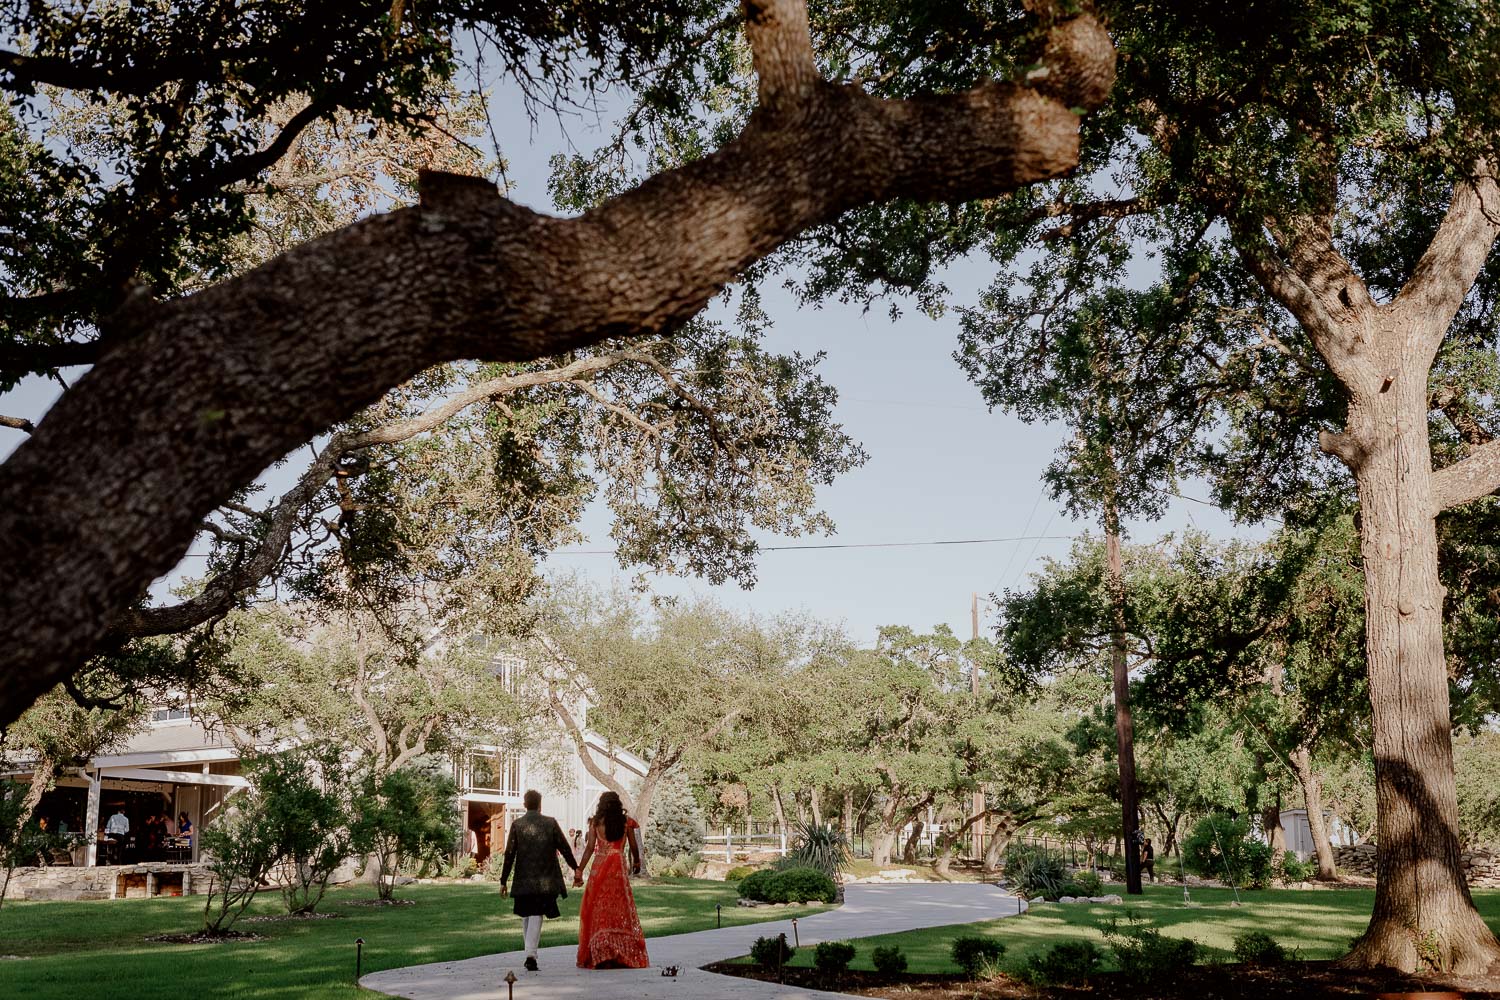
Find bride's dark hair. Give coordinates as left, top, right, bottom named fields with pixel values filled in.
left=593, top=791, right=627, bottom=842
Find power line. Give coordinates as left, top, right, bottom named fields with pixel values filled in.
left=548, top=534, right=1077, bottom=556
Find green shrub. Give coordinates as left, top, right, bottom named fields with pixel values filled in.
left=951, top=935, right=1006, bottom=978
left=871, top=945, right=908, bottom=975
left=481, top=853, right=506, bottom=882
left=1065, top=869, right=1105, bottom=897
left=725, top=864, right=759, bottom=882
left=1232, top=930, right=1288, bottom=965
left=650, top=851, right=700, bottom=878
left=1005, top=844, right=1070, bottom=900
left=1277, top=850, right=1316, bottom=883
left=1103, top=912, right=1199, bottom=984
left=738, top=869, right=779, bottom=902
left=444, top=855, right=478, bottom=879
left=1181, top=814, right=1274, bottom=888
left=777, top=866, right=838, bottom=903
left=750, top=935, right=795, bottom=967
left=814, top=940, right=857, bottom=974
left=1017, top=940, right=1104, bottom=986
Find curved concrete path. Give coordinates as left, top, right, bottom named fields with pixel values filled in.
left=361, top=882, right=1022, bottom=999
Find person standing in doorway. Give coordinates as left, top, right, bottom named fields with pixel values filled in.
left=499, top=790, right=579, bottom=973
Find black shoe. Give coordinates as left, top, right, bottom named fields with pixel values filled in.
left=524, top=957, right=538, bottom=972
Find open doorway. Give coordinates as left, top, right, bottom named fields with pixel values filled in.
left=465, top=802, right=508, bottom=866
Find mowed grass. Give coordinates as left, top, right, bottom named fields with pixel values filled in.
left=0, top=877, right=826, bottom=999
left=770, top=884, right=1500, bottom=974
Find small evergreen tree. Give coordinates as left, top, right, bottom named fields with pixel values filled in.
left=642, top=770, right=704, bottom=860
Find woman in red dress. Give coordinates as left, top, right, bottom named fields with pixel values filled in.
left=573, top=791, right=650, bottom=969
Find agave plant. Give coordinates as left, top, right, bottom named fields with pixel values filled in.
left=777, top=822, right=852, bottom=881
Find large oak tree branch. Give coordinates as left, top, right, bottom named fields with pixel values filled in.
left=0, top=0, right=1115, bottom=726
left=111, top=349, right=691, bottom=640
left=1395, top=162, right=1500, bottom=350
left=1430, top=438, right=1500, bottom=514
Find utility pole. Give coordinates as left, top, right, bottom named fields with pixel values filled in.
left=970, top=592, right=986, bottom=861
left=1104, top=482, right=1143, bottom=895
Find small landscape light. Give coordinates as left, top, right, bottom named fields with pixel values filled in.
left=716, top=902, right=722, bottom=928
left=791, top=917, right=799, bottom=947
left=354, top=938, right=365, bottom=983
left=504, top=968, right=518, bottom=999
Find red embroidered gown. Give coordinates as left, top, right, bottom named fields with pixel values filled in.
left=576, top=817, right=650, bottom=969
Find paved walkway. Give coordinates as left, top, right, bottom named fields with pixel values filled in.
left=360, top=882, right=1023, bottom=999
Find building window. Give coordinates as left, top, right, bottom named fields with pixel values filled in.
left=489, top=653, right=524, bottom=693
left=149, top=707, right=191, bottom=724
left=464, top=750, right=521, bottom=796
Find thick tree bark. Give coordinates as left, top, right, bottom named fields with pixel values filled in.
left=1235, top=164, right=1500, bottom=974
left=842, top=788, right=855, bottom=838
left=1291, top=747, right=1337, bottom=881
left=871, top=829, right=897, bottom=868
left=0, top=0, right=1115, bottom=727
left=1338, top=362, right=1500, bottom=972
left=809, top=786, right=823, bottom=828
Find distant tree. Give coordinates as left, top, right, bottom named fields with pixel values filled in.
left=531, top=584, right=805, bottom=829
left=249, top=746, right=355, bottom=915
left=351, top=764, right=460, bottom=901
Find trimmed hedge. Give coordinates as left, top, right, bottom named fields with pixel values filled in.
left=736, top=866, right=837, bottom=904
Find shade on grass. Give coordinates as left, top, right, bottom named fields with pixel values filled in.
left=768, top=885, right=1500, bottom=975
left=0, top=878, right=825, bottom=999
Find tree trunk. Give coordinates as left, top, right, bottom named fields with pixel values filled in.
left=1291, top=748, right=1338, bottom=881
left=809, top=787, right=823, bottom=828
left=633, top=769, right=661, bottom=832
left=983, top=814, right=1016, bottom=874
left=1262, top=786, right=1286, bottom=856
left=901, top=819, right=923, bottom=863
left=770, top=786, right=789, bottom=839
left=842, top=789, right=855, bottom=837
left=13, top=758, right=54, bottom=846
left=1104, top=492, right=1143, bottom=895
left=1338, top=372, right=1500, bottom=973
left=871, top=829, right=897, bottom=867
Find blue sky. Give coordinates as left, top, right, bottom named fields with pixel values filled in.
left=0, top=84, right=1273, bottom=648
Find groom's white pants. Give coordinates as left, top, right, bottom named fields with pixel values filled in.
left=522, top=915, right=543, bottom=958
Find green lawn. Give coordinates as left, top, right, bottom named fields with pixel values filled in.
left=769, top=885, right=1500, bottom=975
left=0, top=877, right=825, bottom=999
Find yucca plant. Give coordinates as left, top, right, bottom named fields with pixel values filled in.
left=777, top=823, right=852, bottom=900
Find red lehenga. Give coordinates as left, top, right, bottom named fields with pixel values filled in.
left=576, top=817, right=650, bottom=969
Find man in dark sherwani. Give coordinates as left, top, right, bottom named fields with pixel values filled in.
left=500, top=789, right=580, bottom=972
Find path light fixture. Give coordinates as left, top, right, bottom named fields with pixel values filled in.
left=354, top=938, right=365, bottom=983
left=504, top=969, right=517, bottom=999
left=777, top=932, right=788, bottom=984
left=716, top=902, right=721, bottom=928
left=791, top=917, right=799, bottom=947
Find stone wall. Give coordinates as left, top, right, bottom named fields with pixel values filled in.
left=1, top=863, right=215, bottom=901
left=1333, top=844, right=1500, bottom=888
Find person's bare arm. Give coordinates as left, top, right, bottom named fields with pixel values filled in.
left=574, top=825, right=596, bottom=886
left=629, top=824, right=644, bottom=877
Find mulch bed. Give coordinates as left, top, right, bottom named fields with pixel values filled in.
left=243, top=911, right=342, bottom=922
left=343, top=898, right=416, bottom=907
left=146, top=930, right=266, bottom=945
left=706, top=960, right=1500, bottom=999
